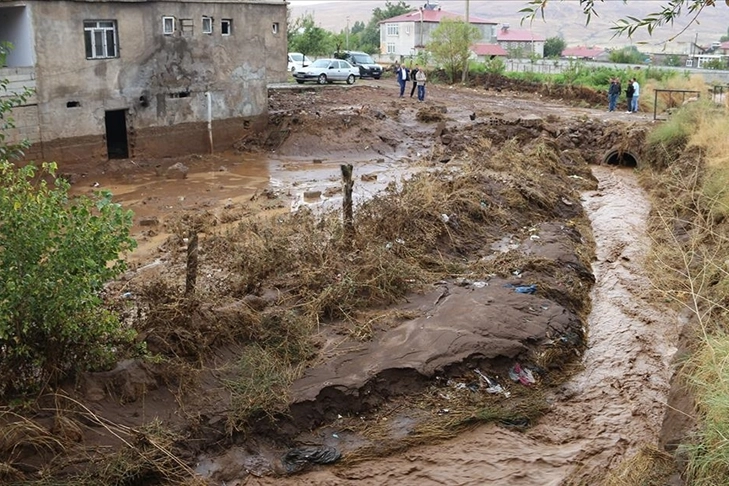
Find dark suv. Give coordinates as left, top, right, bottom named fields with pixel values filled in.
left=335, top=51, right=383, bottom=79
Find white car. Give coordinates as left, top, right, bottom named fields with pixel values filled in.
left=293, top=58, right=359, bottom=85
left=287, top=52, right=312, bottom=72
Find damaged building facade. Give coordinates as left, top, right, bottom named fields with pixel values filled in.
left=0, top=0, right=287, bottom=162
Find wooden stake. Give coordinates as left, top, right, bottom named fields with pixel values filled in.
left=341, top=164, right=354, bottom=236
left=185, top=232, right=199, bottom=296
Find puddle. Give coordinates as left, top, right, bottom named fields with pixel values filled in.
left=241, top=165, right=681, bottom=485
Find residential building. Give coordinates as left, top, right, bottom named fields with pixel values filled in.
left=471, top=43, right=507, bottom=62
left=379, top=2, right=497, bottom=60
left=496, top=24, right=545, bottom=58
left=561, top=46, right=606, bottom=61
left=0, top=0, right=287, bottom=163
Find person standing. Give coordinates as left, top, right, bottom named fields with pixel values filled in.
left=397, top=63, right=409, bottom=97
left=608, top=78, right=620, bottom=112
left=631, top=78, right=640, bottom=113
left=416, top=68, right=427, bottom=101
left=410, top=65, right=420, bottom=98
left=625, top=79, right=635, bottom=113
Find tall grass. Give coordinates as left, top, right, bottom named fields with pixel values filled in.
left=641, top=101, right=729, bottom=485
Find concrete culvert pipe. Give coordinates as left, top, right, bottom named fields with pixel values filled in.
left=603, top=149, right=639, bottom=168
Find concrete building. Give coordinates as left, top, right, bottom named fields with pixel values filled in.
left=496, top=24, right=545, bottom=58
left=0, top=0, right=287, bottom=163
left=379, top=2, right=497, bottom=60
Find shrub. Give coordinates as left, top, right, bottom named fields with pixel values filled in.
left=0, top=161, right=137, bottom=396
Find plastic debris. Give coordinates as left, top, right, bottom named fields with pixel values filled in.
left=509, top=363, right=536, bottom=386
left=441, top=213, right=450, bottom=223
left=474, top=369, right=511, bottom=398
left=514, top=284, right=537, bottom=294
left=282, top=445, right=341, bottom=473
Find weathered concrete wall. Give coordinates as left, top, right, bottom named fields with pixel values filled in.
left=24, top=0, right=286, bottom=162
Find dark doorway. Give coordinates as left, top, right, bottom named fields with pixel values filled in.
left=105, top=109, right=129, bottom=159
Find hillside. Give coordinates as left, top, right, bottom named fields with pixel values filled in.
left=289, top=0, right=727, bottom=50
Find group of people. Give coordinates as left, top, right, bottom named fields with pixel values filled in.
left=608, top=77, right=640, bottom=113
left=394, top=62, right=427, bottom=101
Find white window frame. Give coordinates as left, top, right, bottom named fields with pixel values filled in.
left=387, top=42, right=396, bottom=54
left=202, top=16, right=213, bottom=34
left=221, top=19, right=232, bottom=36
left=272, top=22, right=279, bottom=34
left=387, top=24, right=399, bottom=36
left=84, top=20, right=118, bottom=59
left=162, top=16, right=175, bottom=35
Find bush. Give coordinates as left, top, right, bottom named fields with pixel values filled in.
left=0, top=161, right=137, bottom=396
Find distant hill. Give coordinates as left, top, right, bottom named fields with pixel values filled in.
left=289, top=0, right=727, bottom=51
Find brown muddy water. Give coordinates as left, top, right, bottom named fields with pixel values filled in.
left=234, top=165, right=681, bottom=486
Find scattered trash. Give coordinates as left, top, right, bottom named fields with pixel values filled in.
left=471, top=281, right=488, bottom=289
left=438, top=408, right=450, bottom=414
left=514, top=284, right=537, bottom=294
left=529, top=234, right=540, bottom=241
left=282, top=445, right=341, bottom=473
left=509, top=363, right=536, bottom=386
left=121, top=292, right=134, bottom=299
left=441, top=214, right=450, bottom=223
left=474, top=369, right=511, bottom=398
left=512, top=270, right=523, bottom=278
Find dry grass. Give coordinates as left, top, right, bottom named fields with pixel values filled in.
left=639, top=102, right=729, bottom=485
left=339, top=379, right=550, bottom=466
left=602, top=444, right=677, bottom=486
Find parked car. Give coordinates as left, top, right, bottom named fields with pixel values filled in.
left=335, top=51, right=383, bottom=79
left=287, top=52, right=312, bottom=72
left=292, top=58, right=359, bottom=85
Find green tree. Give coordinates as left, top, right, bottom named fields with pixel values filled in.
left=0, top=81, right=137, bottom=396
left=543, top=36, right=566, bottom=58
left=351, top=20, right=366, bottom=35
left=428, top=18, right=482, bottom=84
left=609, top=45, right=645, bottom=64
left=288, top=14, right=334, bottom=58
left=663, top=54, right=682, bottom=66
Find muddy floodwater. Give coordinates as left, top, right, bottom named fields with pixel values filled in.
left=240, top=165, right=680, bottom=486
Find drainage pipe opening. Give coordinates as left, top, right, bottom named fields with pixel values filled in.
left=603, top=149, right=638, bottom=168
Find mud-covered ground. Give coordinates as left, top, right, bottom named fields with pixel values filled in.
left=8, top=77, right=680, bottom=486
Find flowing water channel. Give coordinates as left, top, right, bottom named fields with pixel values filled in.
left=243, top=164, right=681, bottom=485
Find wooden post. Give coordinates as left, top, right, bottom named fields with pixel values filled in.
left=185, top=232, right=199, bottom=296
left=341, top=164, right=354, bottom=236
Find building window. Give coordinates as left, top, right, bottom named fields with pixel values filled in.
left=181, top=18, right=193, bottom=36
left=221, top=19, right=232, bottom=36
left=202, top=16, right=213, bottom=34
left=387, top=42, right=396, bottom=54
left=162, top=16, right=175, bottom=35
left=387, top=24, right=399, bottom=36
left=272, top=22, right=279, bottom=34
left=84, top=20, right=118, bottom=59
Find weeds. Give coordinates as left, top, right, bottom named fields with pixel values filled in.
left=639, top=102, right=729, bottom=485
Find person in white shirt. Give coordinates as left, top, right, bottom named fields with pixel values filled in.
left=631, top=78, right=640, bottom=113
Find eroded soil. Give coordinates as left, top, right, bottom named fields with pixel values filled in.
left=7, top=77, right=679, bottom=486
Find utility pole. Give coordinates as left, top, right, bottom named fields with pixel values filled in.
left=346, top=16, right=350, bottom=50
left=461, top=0, right=470, bottom=83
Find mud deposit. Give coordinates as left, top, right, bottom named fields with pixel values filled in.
left=231, top=167, right=680, bottom=486
left=3, top=78, right=679, bottom=486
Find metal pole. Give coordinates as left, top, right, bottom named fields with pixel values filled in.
left=346, top=16, right=349, bottom=50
